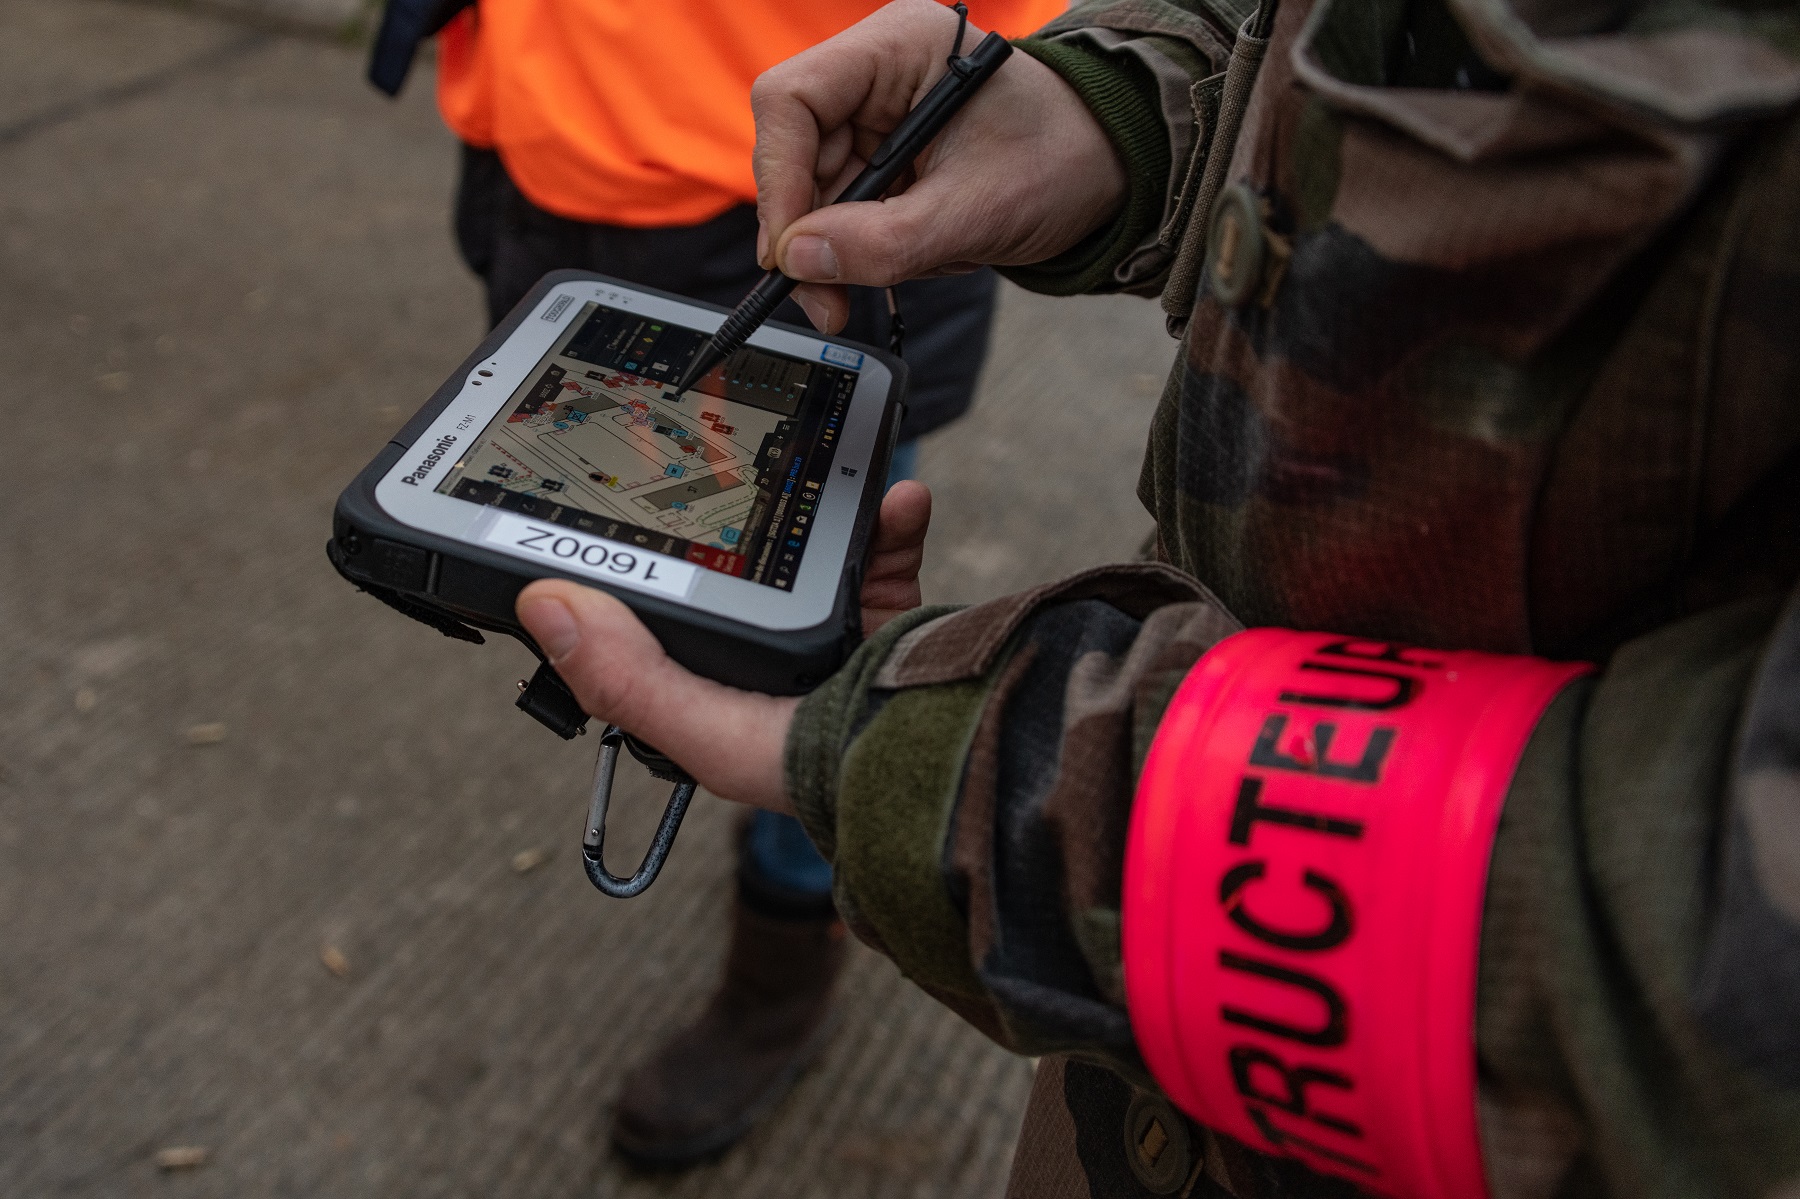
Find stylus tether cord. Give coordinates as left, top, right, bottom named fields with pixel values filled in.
left=886, top=286, right=906, bottom=356
left=581, top=725, right=697, bottom=898
left=873, top=1, right=957, bottom=358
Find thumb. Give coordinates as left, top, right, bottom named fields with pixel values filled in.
left=773, top=183, right=977, bottom=288
left=515, top=579, right=797, bottom=808
left=517, top=579, right=690, bottom=733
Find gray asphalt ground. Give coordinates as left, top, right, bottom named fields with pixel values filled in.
left=0, top=1, right=1176, bottom=1194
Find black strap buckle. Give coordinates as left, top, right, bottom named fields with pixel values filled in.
left=515, top=662, right=589, bottom=739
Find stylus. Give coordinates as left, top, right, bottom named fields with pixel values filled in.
left=668, top=26, right=1013, bottom=399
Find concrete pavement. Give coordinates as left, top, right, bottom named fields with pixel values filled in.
left=0, top=2, right=1177, bottom=1194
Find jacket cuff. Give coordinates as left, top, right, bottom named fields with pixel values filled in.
left=1000, top=37, right=1173, bottom=297
left=785, top=605, right=961, bottom=864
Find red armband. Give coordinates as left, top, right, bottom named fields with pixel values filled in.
left=1122, top=629, right=1590, bottom=1198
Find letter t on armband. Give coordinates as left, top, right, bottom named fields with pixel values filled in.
left=1121, top=629, right=1591, bottom=1198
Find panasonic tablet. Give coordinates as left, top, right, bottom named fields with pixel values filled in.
left=329, top=270, right=907, bottom=703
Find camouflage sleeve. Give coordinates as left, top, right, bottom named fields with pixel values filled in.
left=1477, top=587, right=1800, bottom=1197
left=785, top=563, right=1243, bottom=1079
left=1001, top=0, right=1248, bottom=297
left=786, top=576, right=1800, bottom=1194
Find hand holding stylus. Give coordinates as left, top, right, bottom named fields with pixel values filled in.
left=750, top=0, right=1127, bottom=333
left=671, top=2, right=1019, bottom=396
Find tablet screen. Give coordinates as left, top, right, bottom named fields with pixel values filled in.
left=434, top=301, right=862, bottom=592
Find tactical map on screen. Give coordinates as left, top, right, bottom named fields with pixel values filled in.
left=435, top=302, right=860, bottom=591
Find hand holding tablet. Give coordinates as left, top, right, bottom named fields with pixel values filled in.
left=328, top=271, right=910, bottom=895
left=330, top=270, right=907, bottom=704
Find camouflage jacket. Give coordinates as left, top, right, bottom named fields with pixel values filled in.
left=784, top=1, right=1800, bottom=1195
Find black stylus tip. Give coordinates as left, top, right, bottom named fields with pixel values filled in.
left=668, top=342, right=718, bottom=399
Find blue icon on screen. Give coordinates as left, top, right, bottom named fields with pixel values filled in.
left=720, top=527, right=740, bottom=544
left=665, top=464, right=686, bottom=478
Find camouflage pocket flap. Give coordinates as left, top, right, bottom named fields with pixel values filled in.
left=1289, top=0, right=1800, bottom=164
left=872, top=562, right=1215, bottom=690
left=1449, top=0, right=1800, bottom=125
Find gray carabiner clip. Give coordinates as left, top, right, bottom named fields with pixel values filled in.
left=580, top=726, right=697, bottom=898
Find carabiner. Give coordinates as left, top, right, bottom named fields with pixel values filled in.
left=580, top=726, right=696, bottom=898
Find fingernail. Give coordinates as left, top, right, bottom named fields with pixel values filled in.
left=783, top=235, right=839, bottom=281
left=756, top=219, right=770, bottom=267
left=520, top=596, right=579, bottom=661
left=793, top=289, right=831, bottom=332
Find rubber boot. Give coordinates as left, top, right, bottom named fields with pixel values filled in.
left=610, top=897, right=846, bottom=1166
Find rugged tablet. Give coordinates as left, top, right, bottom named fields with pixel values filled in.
left=329, top=270, right=907, bottom=720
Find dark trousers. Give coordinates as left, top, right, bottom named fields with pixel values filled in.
left=453, top=145, right=997, bottom=441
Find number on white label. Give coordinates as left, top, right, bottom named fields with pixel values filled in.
left=482, top=512, right=698, bottom=599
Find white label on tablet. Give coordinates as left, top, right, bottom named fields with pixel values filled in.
left=483, top=511, right=698, bottom=599
left=821, top=344, right=864, bottom=369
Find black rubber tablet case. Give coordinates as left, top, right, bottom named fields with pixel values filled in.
left=327, top=269, right=907, bottom=729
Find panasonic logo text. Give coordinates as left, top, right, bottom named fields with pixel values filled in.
left=399, top=435, right=458, bottom=485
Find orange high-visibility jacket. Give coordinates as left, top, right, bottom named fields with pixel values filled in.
left=436, top=0, right=1066, bottom=228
